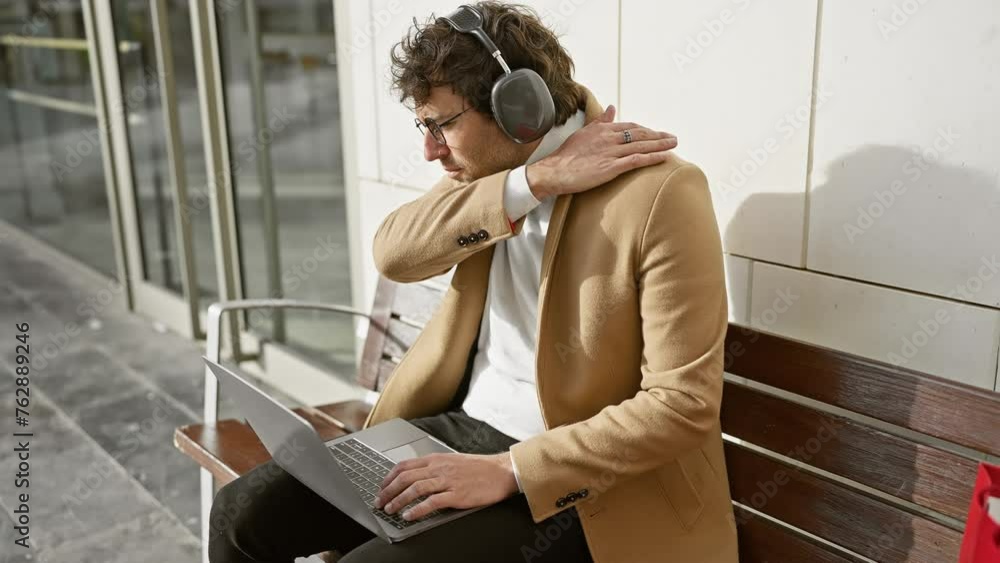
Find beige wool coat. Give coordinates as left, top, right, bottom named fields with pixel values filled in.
left=364, top=85, right=739, bottom=563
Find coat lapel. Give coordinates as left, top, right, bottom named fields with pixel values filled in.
left=533, top=86, right=606, bottom=427
left=537, top=85, right=606, bottom=302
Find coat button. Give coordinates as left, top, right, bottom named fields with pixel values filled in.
left=566, top=492, right=579, bottom=502
left=467, top=232, right=479, bottom=243
left=578, top=489, right=589, bottom=498
left=555, top=497, right=567, bottom=508
left=477, top=229, right=489, bottom=240
left=457, top=236, right=468, bottom=247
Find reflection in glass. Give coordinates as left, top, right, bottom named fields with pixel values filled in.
left=109, top=1, right=217, bottom=304
left=0, top=3, right=115, bottom=276
left=218, top=1, right=355, bottom=374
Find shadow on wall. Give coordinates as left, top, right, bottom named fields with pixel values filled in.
left=722, top=143, right=999, bottom=561
left=726, top=142, right=999, bottom=323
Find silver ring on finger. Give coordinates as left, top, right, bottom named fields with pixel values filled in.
left=623, top=129, right=633, bottom=143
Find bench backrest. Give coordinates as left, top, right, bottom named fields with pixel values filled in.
left=723, top=326, right=1000, bottom=563
left=356, top=272, right=453, bottom=391
left=358, top=274, right=1000, bottom=562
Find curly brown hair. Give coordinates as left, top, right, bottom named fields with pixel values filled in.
left=389, top=2, right=586, bottom=127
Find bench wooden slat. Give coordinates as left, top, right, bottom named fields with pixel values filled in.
left=721, top=380, right=980, bottom=521
left=725, top=442, right=962, bottom=563
left=734, top=506, right=865, bottom=563
left=383, top=317, right=422, bottom=360
left=377, top=357, right=398, bottom=392
left=316, top=401, right=371, bottom=434
left=391, top=281, right=447, bottom=326
left=173, top=405, right=351, bottom=485
left=358, top=276, right=396, bottom=390
left=724, top=325, right=1000, bottom=457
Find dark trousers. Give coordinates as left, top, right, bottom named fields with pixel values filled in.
left=208, top=409, right=594, bottom=563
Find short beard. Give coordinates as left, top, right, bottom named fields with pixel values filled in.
left=460, top=127, right=536, bottom=182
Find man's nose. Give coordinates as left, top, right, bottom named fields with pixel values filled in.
left=424, top=132, right=449, bottom=161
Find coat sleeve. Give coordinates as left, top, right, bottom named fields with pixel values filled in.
left=507, top=163, right=729, bottom=523
left=372, top=168, right=527, bottom=283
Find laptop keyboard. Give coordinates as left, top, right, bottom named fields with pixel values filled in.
left=329, top=438, right=445, bottom=529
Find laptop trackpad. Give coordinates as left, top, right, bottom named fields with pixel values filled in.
left=383, top=436, right=452, bottom=463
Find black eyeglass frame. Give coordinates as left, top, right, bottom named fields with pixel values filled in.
left=414, top=106, right=472, bottom=146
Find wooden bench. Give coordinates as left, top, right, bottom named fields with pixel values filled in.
left=721, top=327, right=1000, bottom=562
left=175, top=272, right=1000, bottom=563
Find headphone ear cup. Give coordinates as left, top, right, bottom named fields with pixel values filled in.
left=490, top=69, right=555, bottom=143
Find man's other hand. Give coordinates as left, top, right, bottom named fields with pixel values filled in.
left=374, top=452, right=517, bottom=521
left=526, top=104, right=678, bottom=200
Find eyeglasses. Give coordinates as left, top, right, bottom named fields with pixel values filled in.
left=414, top=106, right=472, bottom=146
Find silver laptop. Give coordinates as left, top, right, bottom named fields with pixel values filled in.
left=204, top=357, right=488, bottom=542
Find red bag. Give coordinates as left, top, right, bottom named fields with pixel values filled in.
left=959, top=462, right=1000, bottom=563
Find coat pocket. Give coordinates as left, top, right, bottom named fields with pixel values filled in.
left=655, top=448, right=710, bottom=531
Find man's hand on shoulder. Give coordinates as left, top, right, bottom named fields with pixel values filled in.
left=374, top=452, right=518, bottom=521
left=526, top=104, right=678, bottom=200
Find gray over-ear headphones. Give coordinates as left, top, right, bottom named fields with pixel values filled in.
left=437, top=4, right=556, bottom=144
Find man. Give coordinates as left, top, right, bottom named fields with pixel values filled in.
left=209, top=3, right=737, bottom=562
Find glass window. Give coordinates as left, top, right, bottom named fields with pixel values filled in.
left=217, top=0, right=355, bottom=373
left=0, top=2, right=116, bottom=276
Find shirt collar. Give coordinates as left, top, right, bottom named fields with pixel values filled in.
left=525, top=109, right=587, bottom=167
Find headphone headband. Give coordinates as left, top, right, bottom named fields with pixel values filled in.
left=438, top=5, right=511, bottom=75
left=435, top=4, right=555, bottom=143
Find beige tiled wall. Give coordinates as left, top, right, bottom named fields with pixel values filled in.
left=808, top=0, right=1000, bottom=310
left=750, top=262, right=1000, bottom=389
left=621, top=0, right=820, bottom=267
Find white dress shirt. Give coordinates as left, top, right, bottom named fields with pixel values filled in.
left=460, top=109, right=586, bottom=492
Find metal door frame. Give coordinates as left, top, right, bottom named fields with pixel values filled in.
left=88, top=0, right=207, bottom=338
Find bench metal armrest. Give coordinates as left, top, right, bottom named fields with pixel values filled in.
left=195, top=300, right=370, bottom=563
left=203, top=299, right=371, bottom=424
